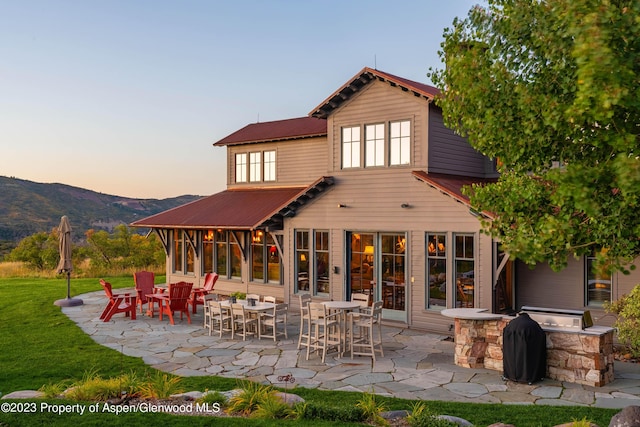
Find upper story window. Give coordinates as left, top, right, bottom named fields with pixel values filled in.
left=249, top=152, right=261, bottom=182
left=454, top=234, right=475, bottom=308
left=365, top=124, right=385, bottom=167
left=264, top=150, right=276, bottom=181
left=235, top=150, right=276, bottom=183
left=390, top=120, right=411, bottom=165
left=585, top=250, right=611, bottom=307
left=427, top=233, right=447, bottom=309
left=342, top=126, right=361, bottom=169
left=235, top=153, right=247, bottom=183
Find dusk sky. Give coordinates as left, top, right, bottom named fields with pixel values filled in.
left=1, top=0, right=481, bottom=199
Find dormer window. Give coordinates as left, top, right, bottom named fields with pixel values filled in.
left=235, top=150, right=277, bottom=183
left=249, top=152, right=261, bottom=182
left=365, top=123, right=385, bottom=167
left=235, top=153, right=247, bottom=183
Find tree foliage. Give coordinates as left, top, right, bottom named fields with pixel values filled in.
left=430, top=0, right=640, bottom=272
left=6, top=230, right=60, bottom=270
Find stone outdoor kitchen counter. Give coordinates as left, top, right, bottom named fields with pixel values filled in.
left=442, top=309, right=616, bottom=387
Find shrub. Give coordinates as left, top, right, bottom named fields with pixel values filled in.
left=406, top=401, right=457, bottom=427
left=197, top=390, right=228, bottom=407
left=605, top=284, right=640, bottom=357
left=138, top=371, right=183, bottom=399
left=355, top=391, right=388, bottom=426
left=250, top=392, right=293, bottom=419
left=64, top=369, right=141, bottom=401
left=226, top=381, right=273, bottom=416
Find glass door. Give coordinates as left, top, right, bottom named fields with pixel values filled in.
left=380, top=233, right=407, bottom=321
left=347, top=232, right=375, bottom=298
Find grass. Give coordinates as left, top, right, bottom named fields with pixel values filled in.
left=0, top=276, right=621, bottom=426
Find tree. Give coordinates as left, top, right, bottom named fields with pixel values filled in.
left=430, top=0, right=640, bottom=273
left=6, top=230, right=60, bottom=270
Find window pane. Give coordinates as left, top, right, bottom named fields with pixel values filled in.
left=342, top=126, right=361, bottom=168
left=390, top=120, right=410, bottom=165
left=203, top=230, right=214, bottom=273
left=586, top=252, right=611, bottom=307
left=296, top=230, right=310, bottom=292
left=315, top=231, right=329, bottom=294
left=381, top=233, right=406, bottom=311
left=173, top=230, right=182, bottom=272
left=235, top=153, right=247, bottom=183
left=249, top=152, right=261, bottom=182
left=264, top=150, right=276, bottom=181
left=230, top=240, right=242, bottom=279
left=266, top=233, right=280, bottom=284
left=427, top=234, right=447, bottom=308
left=365, top=123, right=384, bottom=167
left=216, top=230, right=227, bottom=276
left=455, top=234, right=474, bottom=308
left=251, top=230, right=264, bottom=281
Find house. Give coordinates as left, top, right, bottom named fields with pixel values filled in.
left=132, top=67, right=635, bottom=334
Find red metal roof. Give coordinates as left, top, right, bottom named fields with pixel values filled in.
left=412, top=170, right=497, bottom=217
left=214, top=116, right=327, bottom=146
left=310, top=67, right=440, bottom=118
left=131, top=177, right=334, bottom=230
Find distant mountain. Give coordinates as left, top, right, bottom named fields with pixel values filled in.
left=0, top=176, right=203, bottom=243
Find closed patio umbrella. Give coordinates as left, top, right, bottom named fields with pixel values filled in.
left=54, top=215, right=83, bottom=307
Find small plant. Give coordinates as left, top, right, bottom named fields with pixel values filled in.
left=251, top=392, right=293, bottom=419
left=355, top=390, right=388, bottom=426
left=406, top=401, right=457, bottom=427
left=572, top=417, right=595, bottom=427
left=605, top=284, right=640, bottom=357
left=138, top=371, right=183, bottom=399
left=226, top=380, right=272, bottom=415
left=38, top=381, right=70, bottom=399
left=290, top=401, right=309, bottom=420
left=230, top=291, right=246, bottom=300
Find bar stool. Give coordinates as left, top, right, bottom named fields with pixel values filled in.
left=297, top=293, right=312, bottom=350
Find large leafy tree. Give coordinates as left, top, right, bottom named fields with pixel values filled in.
left=430, top=0, right=640, bottom=273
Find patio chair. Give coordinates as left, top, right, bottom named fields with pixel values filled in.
left=246, top=293, right=261, bottom=303
left=99, top=279, right=136, bottom=322
left=159, top=282, right=193, bottom=325
left=263, top=295, right=277, bottom=304
left=348, top=300, right=384, bottom=362
left=189, top=272, right=219, bottom=314
left=297, top=293, right=312, bottom=350
left=307, top=302, right=341, bottom=363
left=230, top=303, right=258, bottom=340
left=133, top=271, right=155, bottom=314
left=260, top=303, right=288, bottom=341
left=206, top=300, right=232, bottom=337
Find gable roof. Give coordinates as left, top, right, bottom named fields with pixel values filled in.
left=310, top=67, right=440, bottom=119
left=411, top=171, right=497, bottom=218
left=131, top=176, right=334, bottom=231
left=214, top=116, right=327, bottom=146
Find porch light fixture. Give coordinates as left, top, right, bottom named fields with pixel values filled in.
left=338, top=203, right=348, bottom=208
left=401, top=203, right=410, bottom=208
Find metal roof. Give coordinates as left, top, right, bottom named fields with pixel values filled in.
left=213, top=117, right=327, bottom=147
left=131, top=176, right=334, bottom=231
left=412, top=170, right=497, bottom=218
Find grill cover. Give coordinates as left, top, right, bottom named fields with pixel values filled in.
left=502, top=313, right=546, bottom=384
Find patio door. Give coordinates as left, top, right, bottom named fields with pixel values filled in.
left=346, top=232, right=407, bottom=322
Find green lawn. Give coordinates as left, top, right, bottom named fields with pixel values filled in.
left=0, top=277, right=619, bottom=426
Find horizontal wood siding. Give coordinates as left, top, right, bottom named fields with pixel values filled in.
left=329, top=81, right=429, bottom=172
left=226, top=137, right=329, bottom=188
left=428, top=105, right=495, bottom=177
left=285, top=170, right=487, bottom=334
left=516, top=258, right=585, bottom=310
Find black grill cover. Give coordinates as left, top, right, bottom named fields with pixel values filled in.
left=502, top=313, right=546, bottom=384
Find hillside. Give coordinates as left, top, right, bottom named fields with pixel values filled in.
left=0, top=176, right=203, bottom=242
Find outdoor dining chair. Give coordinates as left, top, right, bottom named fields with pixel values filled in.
left=230, top=303, right=258, bottom=340
left=99, top=279, right=136, bottom=322
left=260, top=303, right=288, bottom=341
left=133, top=270, right=155, bottom=314
left=348, top=300, right=384, bottom=362
left=307, top=302, right=341, bottom=363
left=159, top=282, right=193, bottom=325
left=297, top=293, right=312, bottom=350
left=206, top=300, right=232, bottom=337
left=263, top=295, right=277, bottom=304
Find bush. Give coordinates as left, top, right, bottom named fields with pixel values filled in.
left=605, top=284, right=640, bottom=357
left=406, top=401, right=457, bottom=427
left=138, top=371, right=183, bottom=399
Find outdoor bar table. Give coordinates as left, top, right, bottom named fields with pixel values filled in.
left=322, top=300, right=361, bottom=355
left=145, top=293, right=169, bottom=318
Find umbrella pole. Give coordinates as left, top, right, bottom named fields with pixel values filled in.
left=66, top=271, right=71, bottom=299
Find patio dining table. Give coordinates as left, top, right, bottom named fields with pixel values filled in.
left=322, top=300, right=361, bottom=355
left=219, top=300, right=276, bottom=338
left=145, top=293, right=169, bottom=318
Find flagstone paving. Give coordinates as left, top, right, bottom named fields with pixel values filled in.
left=60, top=289, right=640, bottom=409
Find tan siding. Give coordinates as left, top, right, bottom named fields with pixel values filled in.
left=516, top=258, right=585, bottom=310
left=226, top=137, right=328, bottom=188
left=328, top=81, right=429, bottom=172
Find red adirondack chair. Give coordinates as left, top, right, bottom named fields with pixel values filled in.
left=189, top=272, right=219, bottom=313
left=99, top=279, right=136, bottom=322
left=159, top=282, right=193, bottom=325
left=133, top=271, right=156, bottom=314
